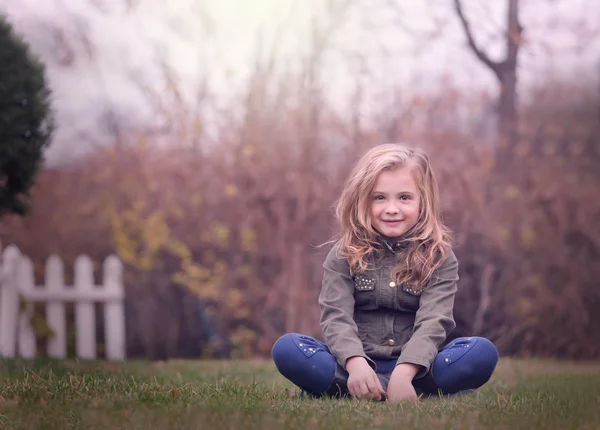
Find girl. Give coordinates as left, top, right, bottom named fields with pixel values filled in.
left=271, top=143, right=498, bottom=402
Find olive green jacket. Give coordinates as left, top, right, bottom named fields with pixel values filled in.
left=318, top=240, right=459, bottom=379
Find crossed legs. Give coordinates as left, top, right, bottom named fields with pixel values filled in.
left=272, top=333, right=498, bottom=398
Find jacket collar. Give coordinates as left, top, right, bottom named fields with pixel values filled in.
left=377, top=236, right=407, bottom=254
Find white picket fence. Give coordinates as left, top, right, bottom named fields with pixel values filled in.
left=0, top=243, right=126, bottom=360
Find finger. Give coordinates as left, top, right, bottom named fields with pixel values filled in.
left=374, top=375, right=386, bottom=395
left=367, top=373, right=384, bottom=393
left=348, top=382, right=357, bottom=399
left=359, top=380, right=371, bottom=399
left=366, top=378, right=382, bottom=400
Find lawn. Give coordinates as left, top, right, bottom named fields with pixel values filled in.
left=1, top=357, right=599, bottom=430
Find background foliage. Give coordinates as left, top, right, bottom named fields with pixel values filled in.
left=0, top=1, right=598, bottom=360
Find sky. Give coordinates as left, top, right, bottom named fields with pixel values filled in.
left=1, top=0, right=598, bottom=165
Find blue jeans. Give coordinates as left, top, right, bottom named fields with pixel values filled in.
left=271, top=333, right=498, bottom=397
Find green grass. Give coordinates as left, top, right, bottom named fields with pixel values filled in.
left=1, top=357, right=600, bottom=430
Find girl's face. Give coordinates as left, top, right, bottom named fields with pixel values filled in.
left=369, top=166, right=420, bottom=239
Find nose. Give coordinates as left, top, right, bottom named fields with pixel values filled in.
left=385, top=201, right=400, bottom=214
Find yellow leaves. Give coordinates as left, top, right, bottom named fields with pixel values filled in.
left=225, top=289, right=251, bottom=320
left=520, top=227, right=536, bottom=249
left=230, top=326, right=257, bottom=359
left=173, top=260, right=225, bottom=302
left=516, top=296, right=540, bottom=325
left=505, top=185, right=519, bottom=199
left=110, top=209, right=138, bottom=267
left=200, top=337, right=227, bottom=359
left=516, top=297, right=533, bottom=318
left=190, top=193, right=203, bottom=209
left=202, top=223, right=252, bottom=255
left=142, top=213, right=170, bottom=254
left=19, top=295, right=55, bottom=340
left=109, top=206, right=171, bottom=271
left=130, top=196, right=148, bottom=216
left=131, top=213, right=169, bottom=271
left=169, top=204, right=184, bottom=219
left=237, top=264, right=254, bottom=281
left=212, top=261, right=227, bottom=277
left=166, top=239, right=191, bottom=261
left=241, top=227, right=255, bottom=252
left=109, top=193, right=232, bottom=302
left=203, top=223, right=230, bottom=246
left=214, top=224, right=230, bottom=244
left=226, top=289, right=244, bottom=307
left=225, top=184, right=238, bottom=197
left=527, top=274, right=543, bottom=290
left=104, top=166, right=258, bottom=345
left=180, top=259, right=211, bottom=280
left=242, top=145, right=255, bottom=158
left=495, top=226, right=510, bottom=242
left=495, top=224, right=537, bottom=249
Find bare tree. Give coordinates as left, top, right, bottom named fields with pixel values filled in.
left=454, top=0, right=522, bottom=170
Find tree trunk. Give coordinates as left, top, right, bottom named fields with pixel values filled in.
left=497, top=63, right=518, bottom=169
left=454, top=0, right=522, bottom=171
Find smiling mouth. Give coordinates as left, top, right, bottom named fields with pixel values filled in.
left=383, top=220, right=403, bottom=223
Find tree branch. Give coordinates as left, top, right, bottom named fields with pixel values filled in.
left=454, top=0, right=501, bottom=79
left=505, top=0, right=522, bottom=65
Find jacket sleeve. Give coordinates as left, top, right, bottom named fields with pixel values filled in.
left=396, top=250, right=459, bottom=378
left=319, top=242, right=376, bottom=370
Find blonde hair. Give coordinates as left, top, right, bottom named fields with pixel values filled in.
left=335, top=143, right=451, bottom=291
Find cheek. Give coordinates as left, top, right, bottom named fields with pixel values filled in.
left=408, top=202, right=420, bottom=220
left=369, top=203, right=378, bottom=219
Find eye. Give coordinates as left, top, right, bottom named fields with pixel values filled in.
left=400, top=195, right=411, bottom=201
left=373, top=195, right=385, bottom=201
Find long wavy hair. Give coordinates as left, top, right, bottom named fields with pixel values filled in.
left=335, top=143, right=452, bottom=292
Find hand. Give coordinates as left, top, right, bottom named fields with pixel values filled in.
left=386, top=363, right=420, bottom=403
left=345, top=356, right=386, bottom=401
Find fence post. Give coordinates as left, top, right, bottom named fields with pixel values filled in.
left=0, top=245, right=21, bottom=358
left=17, top=256, right=36, bottom=358
left=1, top=249, right=125, bottom=361
left=103, top=255, right=125, bottom=360
left=46, top=255, right=66, bottom=358
left=75, top=255, right=96, bottom=359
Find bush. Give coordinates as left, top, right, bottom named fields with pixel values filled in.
left=0, top=15, right=54, bottom=217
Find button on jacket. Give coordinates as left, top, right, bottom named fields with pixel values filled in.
left=318, top=240, right=459, bottom=379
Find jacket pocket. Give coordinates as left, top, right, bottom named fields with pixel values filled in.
left=399, top=284, right=421, bottom=311
left=353, top=274, right=378, bottom=310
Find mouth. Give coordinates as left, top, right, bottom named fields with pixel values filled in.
left=382, top=220, right=403, bottom=225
